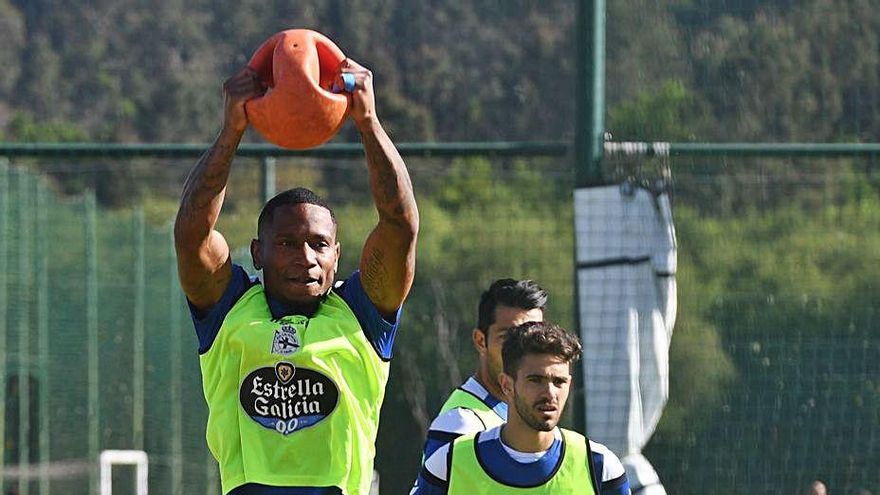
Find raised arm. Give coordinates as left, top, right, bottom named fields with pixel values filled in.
left=174, top=67, right=265, bottom=311
left=343, top=59, right=420, bottom=316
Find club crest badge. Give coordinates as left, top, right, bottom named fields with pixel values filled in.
left=275, top=361, right=295, bottom=384
left=271, top=321, right=303, bottom=356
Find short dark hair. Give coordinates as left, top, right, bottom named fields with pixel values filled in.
left=257, top=187, right=336, bottom=236
left=477, top=279, right=548, bottom=333
left=501, top=321, right=582, bottom=377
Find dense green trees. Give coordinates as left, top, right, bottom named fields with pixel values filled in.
left=3, top=0, right=877, bottom=145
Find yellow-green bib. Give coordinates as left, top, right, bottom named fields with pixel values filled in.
left=199, top=284, right=389, bottom=494
left=448, top=428, right=597, bottom=494
left=438, top=387, right=505, bottom=429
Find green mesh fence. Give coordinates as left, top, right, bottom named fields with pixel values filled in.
left=1, top=151, right=878, bottom=494
left=604, top=151, right=880, bottom=495
left=0, top=153, right=577, bottom=495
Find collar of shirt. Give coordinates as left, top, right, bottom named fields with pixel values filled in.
left=461, top=376, right=509, bottom=420
left=264, top=290, right=328, bottom=320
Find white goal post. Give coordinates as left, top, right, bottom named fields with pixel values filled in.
left=99, top=450, right=148, bottom=495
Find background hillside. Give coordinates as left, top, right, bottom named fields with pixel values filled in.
left=2, top=0, right=878, bottom=146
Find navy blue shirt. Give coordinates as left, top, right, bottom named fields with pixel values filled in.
left=189, top=264, right=401, bottom=494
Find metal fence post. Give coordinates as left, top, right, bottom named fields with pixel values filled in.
left=0, top=158, right=8, bottom=495
left=17, top=170, right=32, bottom=495
left=133, top=207, right=146, bottom=452
left=85, top=191, right=99, bottom=495
left=169, top=228, right=183, bottom=495
left=262, top=156, right=277, bottom=205
left=573, top=0, right=607, bottom=437
left=575, top=0, right=606, bottom=188
left=36, top=180, right=49, bottom=495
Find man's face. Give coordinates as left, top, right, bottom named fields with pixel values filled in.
left=479, top=305, right=543, bottom=394
left=507, top=353, right=572, bottom=432
left=251, top=203, right=340, bottom=308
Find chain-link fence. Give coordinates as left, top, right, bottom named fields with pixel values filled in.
left=1, top=150, right=878, bottom=494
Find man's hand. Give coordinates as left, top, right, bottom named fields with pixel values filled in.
left=223, top=67, right=267, bottom=134
left=338, top=58, right=377, bottom=129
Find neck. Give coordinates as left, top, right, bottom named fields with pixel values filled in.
left=474, top=369, right=503, bottom=401
left=499, top=418, right=555, bottom=453
left=265, top=290, right=321, bottom=318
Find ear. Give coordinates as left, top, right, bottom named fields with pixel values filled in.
left=333, top=241, right=341, bottom=272
left=498, top=372, right=514, bottom=399
left=250, top=238, right=262, bottom=271
left=472, top=328, right=487, bottom=355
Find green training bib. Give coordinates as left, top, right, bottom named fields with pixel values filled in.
left=200, top=284, right=389, bottom=494
left=448, top=429, right=597, bottom=495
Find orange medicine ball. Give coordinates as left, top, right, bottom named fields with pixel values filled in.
left=245, top=29, right=350, bottom=149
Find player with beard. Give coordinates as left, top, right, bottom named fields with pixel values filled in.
left=414, top=279, right=547, bottom=469
left=412, top=321, right=630, bottom=495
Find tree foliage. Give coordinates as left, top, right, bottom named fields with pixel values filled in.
left=1, top=0, right=874, bottom=146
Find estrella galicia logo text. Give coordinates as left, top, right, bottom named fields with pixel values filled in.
left=239, top=363, right=339, bottom=435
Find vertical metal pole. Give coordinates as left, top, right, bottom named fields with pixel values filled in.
left=169, top=229, right=183, bottom=494
left=85, top=191, right=99, bottom=495
left=205, top=451, right=219, bottom=495
left=0, top=158, right=9, bottom=495
left=18, top=170, right=32, bottom=495
left=36, top=181, right=50, bottom=495
left=575, top=0, right=606, bottom=187
left=261, top=156, right=277, bottom=205
left=133, top=208, right=145, bottom=452
left=573, top=0, right=607, bottom=436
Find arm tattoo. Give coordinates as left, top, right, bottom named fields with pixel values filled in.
left=361, top=246, right=389, bottom=292
left=361, top=127, right=417, bottom=221
left=179, top=142, right=236, bottom=219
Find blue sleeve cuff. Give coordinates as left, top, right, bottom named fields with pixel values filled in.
left=189, top=264, right=254, bottom=354
left=336, top=271, right=401, bottom=360
left=603, top=475, right=631, bottom=495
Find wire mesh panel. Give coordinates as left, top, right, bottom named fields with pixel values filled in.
left=600, top=152, right=880, bottom=495
left=0, top=153, right=577, bottom=495
left=0, top=157, right=213, bottom=494
left=1, top=150, right=877, bottom=494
